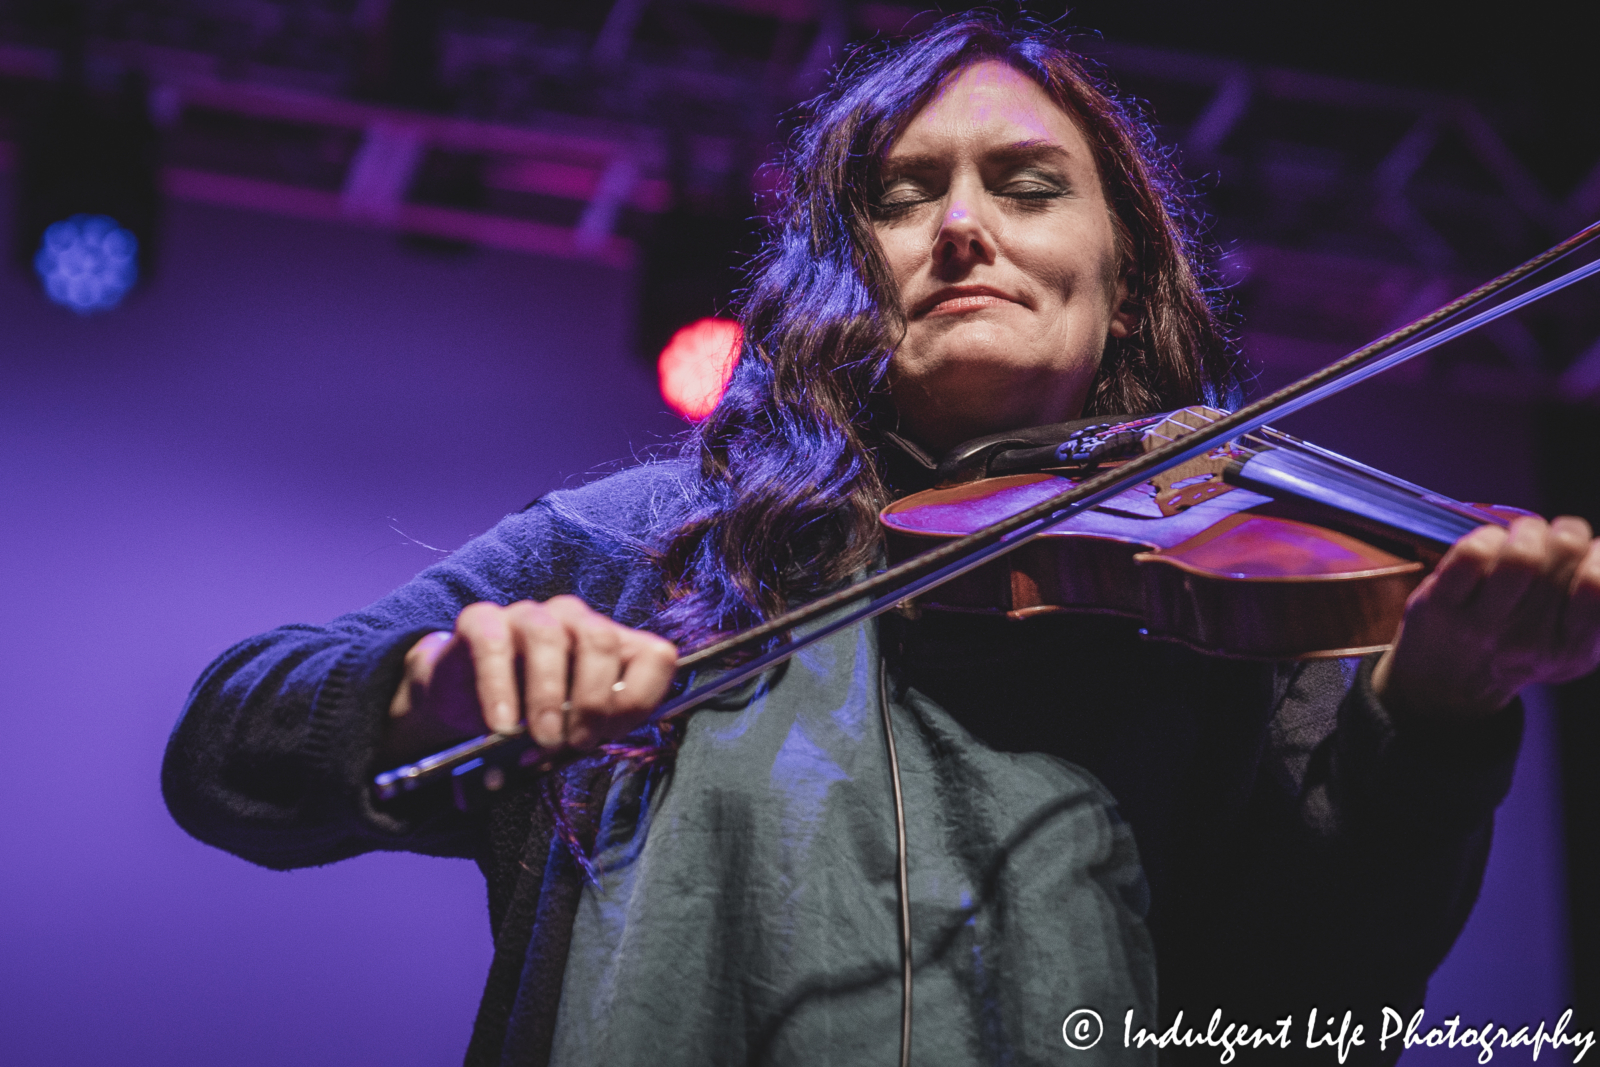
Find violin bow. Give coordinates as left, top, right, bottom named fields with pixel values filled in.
left=375, top=217, right=1600, bottom=801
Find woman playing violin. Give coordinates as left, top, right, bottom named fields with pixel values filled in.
left=163, top=15, right=1600, bottom=1066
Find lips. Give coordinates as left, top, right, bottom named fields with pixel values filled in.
left=916, top=285, right=1021, bottom=318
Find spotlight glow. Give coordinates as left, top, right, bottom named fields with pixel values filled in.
left=658, top=318, right=742, bottom=421
left=34, top=214, right=140, bottom=314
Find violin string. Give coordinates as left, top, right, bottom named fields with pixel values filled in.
left=1140, top=409, right=1509, bottom=530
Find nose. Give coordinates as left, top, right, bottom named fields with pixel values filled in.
left=933, top=197, right=997, bottom=273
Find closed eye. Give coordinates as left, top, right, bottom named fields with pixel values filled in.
left=1001, top=183, right=1067, bottom=201
left=874, top=180, right=939, bottom=215
left=995, top=165, right=1072, bottom=200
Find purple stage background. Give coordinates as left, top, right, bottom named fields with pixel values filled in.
left=0, top=183, right=1572, bottom=1063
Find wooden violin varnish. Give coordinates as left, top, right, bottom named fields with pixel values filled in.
left=881, top=405, right=1529, bottom=660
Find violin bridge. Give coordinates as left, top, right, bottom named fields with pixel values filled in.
left=1142, top=406, right=1245, bottom=515
left=1148, top=452, right=1238, bottom=515
left=1152, top=471, right=1233, bottom=514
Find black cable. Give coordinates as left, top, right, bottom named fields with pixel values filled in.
left=878, top=654, right=912, bottom=1067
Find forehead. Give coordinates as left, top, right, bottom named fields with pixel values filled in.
left=887, top=59, right=1085, bottom=157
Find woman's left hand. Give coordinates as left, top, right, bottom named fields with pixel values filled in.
left=1373, top=515, right=1600, bottom=719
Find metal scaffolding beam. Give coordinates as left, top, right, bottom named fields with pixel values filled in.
left=0, top=0, right=1594, bottom=397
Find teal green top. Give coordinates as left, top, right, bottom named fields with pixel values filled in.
left=164, top=458, right=1518, bottom=1066
left=551, top=618, right=1154, bottom=1066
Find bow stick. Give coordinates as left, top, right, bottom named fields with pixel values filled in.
left=375, top=217, right=1600, bottom=802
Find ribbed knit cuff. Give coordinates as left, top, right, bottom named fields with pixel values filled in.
left=305, top=624, right=454, bottom=837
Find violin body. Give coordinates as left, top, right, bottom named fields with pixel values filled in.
left=882, top=466, right=1526, bottom=660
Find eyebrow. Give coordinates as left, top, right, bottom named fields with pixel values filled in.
left=880, top=139, right=1076, bottom=174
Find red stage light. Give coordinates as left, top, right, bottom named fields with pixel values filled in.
left=658, top=317, right=742, bottom=421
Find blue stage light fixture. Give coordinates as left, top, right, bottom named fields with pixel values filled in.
left=15, top=70, right=159, bottom=315
left=33, top=214, right=140, bottom=314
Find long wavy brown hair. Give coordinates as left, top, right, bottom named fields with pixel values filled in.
left=540, top=16, right=1250, bottom=874
left=646, top=14, right=1243, bottom=650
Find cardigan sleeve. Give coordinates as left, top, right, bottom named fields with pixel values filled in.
left=161, top=463, right=683, bottom=871
left=1286, top=654, right=1521, bottom=966
left=1183, top=654, right=1523, bottom=1028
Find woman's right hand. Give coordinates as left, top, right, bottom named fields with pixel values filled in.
left=381, top=597, right=679, bottom=766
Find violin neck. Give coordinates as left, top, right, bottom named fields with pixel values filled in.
left=1224, top=446, right=1505, bottom=553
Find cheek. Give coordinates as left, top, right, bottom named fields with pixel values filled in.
left=1020, top=219, right=1119, bottom=310
left=876, top=228, right=924, bottom=291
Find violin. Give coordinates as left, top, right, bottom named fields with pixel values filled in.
left=372, top=216, right=1600, bottom=804
left=881, top=406, right=1531, bottom=660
